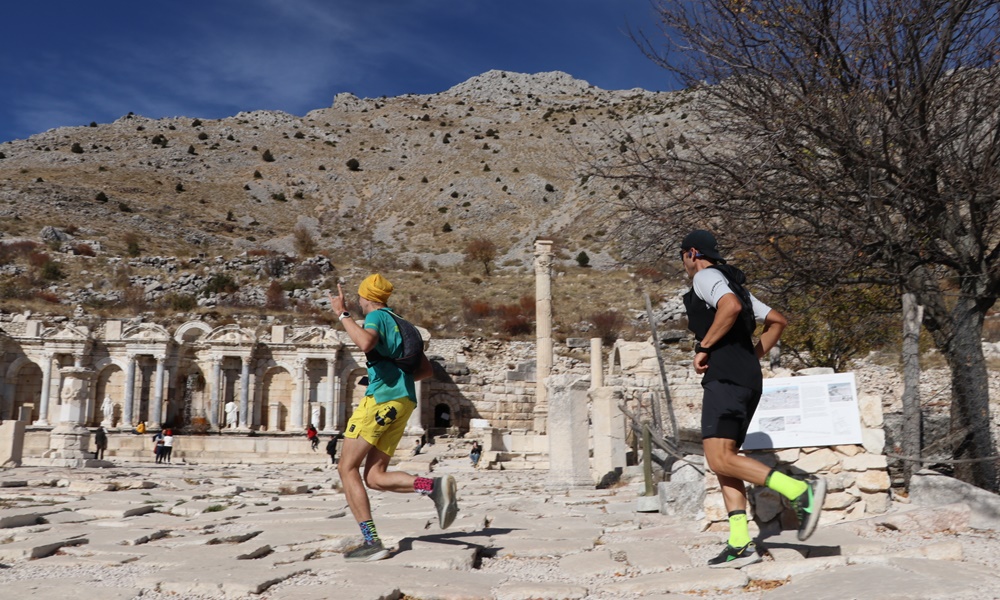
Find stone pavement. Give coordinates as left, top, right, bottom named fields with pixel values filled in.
left=2, top=443, right=1000, bottom=600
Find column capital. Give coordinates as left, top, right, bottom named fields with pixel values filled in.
left=242, top=355, right=253, bottom=367
left=154, top=353, right=167, bottom=362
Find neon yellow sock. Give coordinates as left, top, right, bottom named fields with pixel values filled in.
left=727, top=511, right=751, bottom=549
left=766, top=469, right=808, bottom=501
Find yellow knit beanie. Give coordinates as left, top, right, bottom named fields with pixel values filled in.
left=357, top=274, right=393, bottom=304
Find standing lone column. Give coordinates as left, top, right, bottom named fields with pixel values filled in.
left=151, top=354, right=166, bottom=428
left=332, top=374, right=343, bottom=431
left=534, top=239, right=554, bottom=433
left=291, top=358, right=306, bottom=431
left=590, top=337, right=604, bottom=389
left=34, top=353, right=54, bottom=426
left=209, top=356, right=222, bottom=429
left=122, top=353, right=137, bottom=428
left=239, top=356, right=251, bottom=429
left=323, top=358, right=336, bottom=432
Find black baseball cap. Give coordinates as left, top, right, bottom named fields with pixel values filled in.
left=680, top=229, right=725, bottom=262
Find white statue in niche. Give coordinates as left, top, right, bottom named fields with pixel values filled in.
left=101, top=395, right=114, bottom=426
left=224, top=401, right=238, bottom=428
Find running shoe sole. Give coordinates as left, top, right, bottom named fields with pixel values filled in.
left=797, top=476, right=827, bottom=541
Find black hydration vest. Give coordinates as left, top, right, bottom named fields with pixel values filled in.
left=683, top=264, right=763, bottom=392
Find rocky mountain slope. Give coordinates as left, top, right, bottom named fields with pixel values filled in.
left=0, top=70, right=695, bottom=336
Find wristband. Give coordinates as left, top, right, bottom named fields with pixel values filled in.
left=695, top=343, right=712, bottom=354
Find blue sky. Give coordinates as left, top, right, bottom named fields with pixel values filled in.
left=1, top=0, right=671, bottom=143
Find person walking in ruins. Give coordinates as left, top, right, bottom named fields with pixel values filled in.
left=325, top=434, right=340, bottom=465
left=330, top=274, right=458, bottom=562
left=93, top=426, right=108, bottom=460
left=306, top=424, right=319, bottom=451
left=162, top=429, right=174, bottom=463
left=680, top=229, right=826, bottom=569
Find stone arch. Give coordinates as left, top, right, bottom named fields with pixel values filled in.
left=5, top=356, right=43, bottom=422
left=172, top=361, right=207, bottom=432
left=341, top=367, right=369, bottom=419
left=433, top=401, right=454, bottom=429
left=174, top=321, right=212, bottom=345
left=93, top=360, right=127, bottom=427
left=259, top=364, right=293, bottom=432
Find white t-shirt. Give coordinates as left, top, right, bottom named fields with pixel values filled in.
left=692, top=268, right=772, bottom=321
left=162, top=435, right=174, bottom=447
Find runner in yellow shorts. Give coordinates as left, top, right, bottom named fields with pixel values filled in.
left=344, top=395, right=413, bottom=457
left=331, top=274, right=460, bottom=563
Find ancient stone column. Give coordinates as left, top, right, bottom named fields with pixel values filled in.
left=546, top=375, right=592, bottom=490
left=209, top=356, right=222, bottom=429
left=591, top=386, right=626, bottom=484
left=239, top=356, right=252, bottom=429
left=49, top=367, right=94, bottom=462
left=534, top=239, right=554, bottom=433
left=332, top=374, right=343, bottom=431
left=151, top=354, right=166, bottom=428
left=34, top=353, right=54, bottom=426
left=406, top=380, right=425, bottom=436
left=122, top=353, right=137, bottom=428
left=323, top=358, right=336, bottom=432
left=291, top=358, right=306, bottom=431
left=590, top=337, right=603, bottom=389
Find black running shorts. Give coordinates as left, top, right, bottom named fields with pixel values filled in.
left=701, top=380, right=761, bottom=447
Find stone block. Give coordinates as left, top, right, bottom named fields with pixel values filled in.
left=750, top=487, right=784, bottom=522
left=657, top=480, right=703, bottom=517
left=795, top=448, right=841, bottom=473
left=855, top=470, right=891, bottom=493
left=909, top=469, right=1000, bottom=529
left=875, top=502, right=971, bottom=533
left=861, top=428, right=885, bottom=455
left=0, top=420, right=25, bottom=466
left=858, top=393, right=884, bottom=427
left=859, top=491, right=891, bottom=514
left=842, top=454, right=888, bottom=471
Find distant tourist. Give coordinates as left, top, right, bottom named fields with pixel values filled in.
left=93, top=426, right=108, bottom=460
left=307, top=424, right=319, bottom=451
left=162, top=429, right=174, bottom=463
left=326, top=434, right=340, bottom=465
left=152, top=430, right=165, bottom=463
left=469, top=441, right=482, bottom=468
left=329, top=274, right=457, bottom=562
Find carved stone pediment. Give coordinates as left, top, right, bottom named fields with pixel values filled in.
left=205, top=324, right=257, bottom=346
left=41, top=324, right=90, bottom=341
left=122, top=323, right=171, bottom=343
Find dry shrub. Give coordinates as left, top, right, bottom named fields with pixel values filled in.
left=519, top=294, right=535, bottom=315
left=500, top=314, right=532, bottom=337
left=28, top=251, right=50, bottom=268
left=0, top=240, right=39, bottom=264
left=122, top=285, right=147, bottom=311
left=265, top=280, right=287, bottom=310
left=462, top=299, right=492, bottom=322
left=590, top=310, right=626, bottom=345
left=0, top=275, right=35, bottom=300
left=35, top=290, right=60, bottom=304
left=72, top=243, right=96, bottom=257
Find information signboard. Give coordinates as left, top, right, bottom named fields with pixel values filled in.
left=742, top=372, right=862, bottom=451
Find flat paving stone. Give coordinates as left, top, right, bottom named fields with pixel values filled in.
left=139, top=561, right=307, bottom=598
left=602, top=565, right=749, bottom=595
left=495, top=581, right=590, bottom=600
left=0, top=532, right=88, bottom=561
left=0, top=578, right=139, bottom=599
left=761, top=563, right=980, bottom=599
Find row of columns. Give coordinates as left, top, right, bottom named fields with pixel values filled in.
left=209, top=354, right=343, bottom=432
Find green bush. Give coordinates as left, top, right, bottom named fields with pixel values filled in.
left=262, top=149, right=275, bottom=162
left=346, top=158, right=361, bottom=171
left=71, top=142, right=84, bottom=154
left=202, top=274, right=239, bottom=295
left=575, top=251, right=590, bottom=267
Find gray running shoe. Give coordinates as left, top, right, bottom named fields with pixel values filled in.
left=344, top=540, right=389, bottom=562
left=793, top=476, right=827, bottom=541
left=707, top=542, right=762, bottom=569
left=429, top=475, right=459, bottom=529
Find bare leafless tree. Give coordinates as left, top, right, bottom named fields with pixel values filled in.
left=603, top=0, right=1000, bottom=489
left=464, top=237, right=498, bottom=276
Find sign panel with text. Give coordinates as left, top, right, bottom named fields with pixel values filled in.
left=742, top=372, right=862, bottom=451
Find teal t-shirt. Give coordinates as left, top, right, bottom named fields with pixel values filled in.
left=364, top=308, right=417, bottom=404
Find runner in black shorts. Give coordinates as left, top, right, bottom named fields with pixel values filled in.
left=681, top=229, right=826, bottom=569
